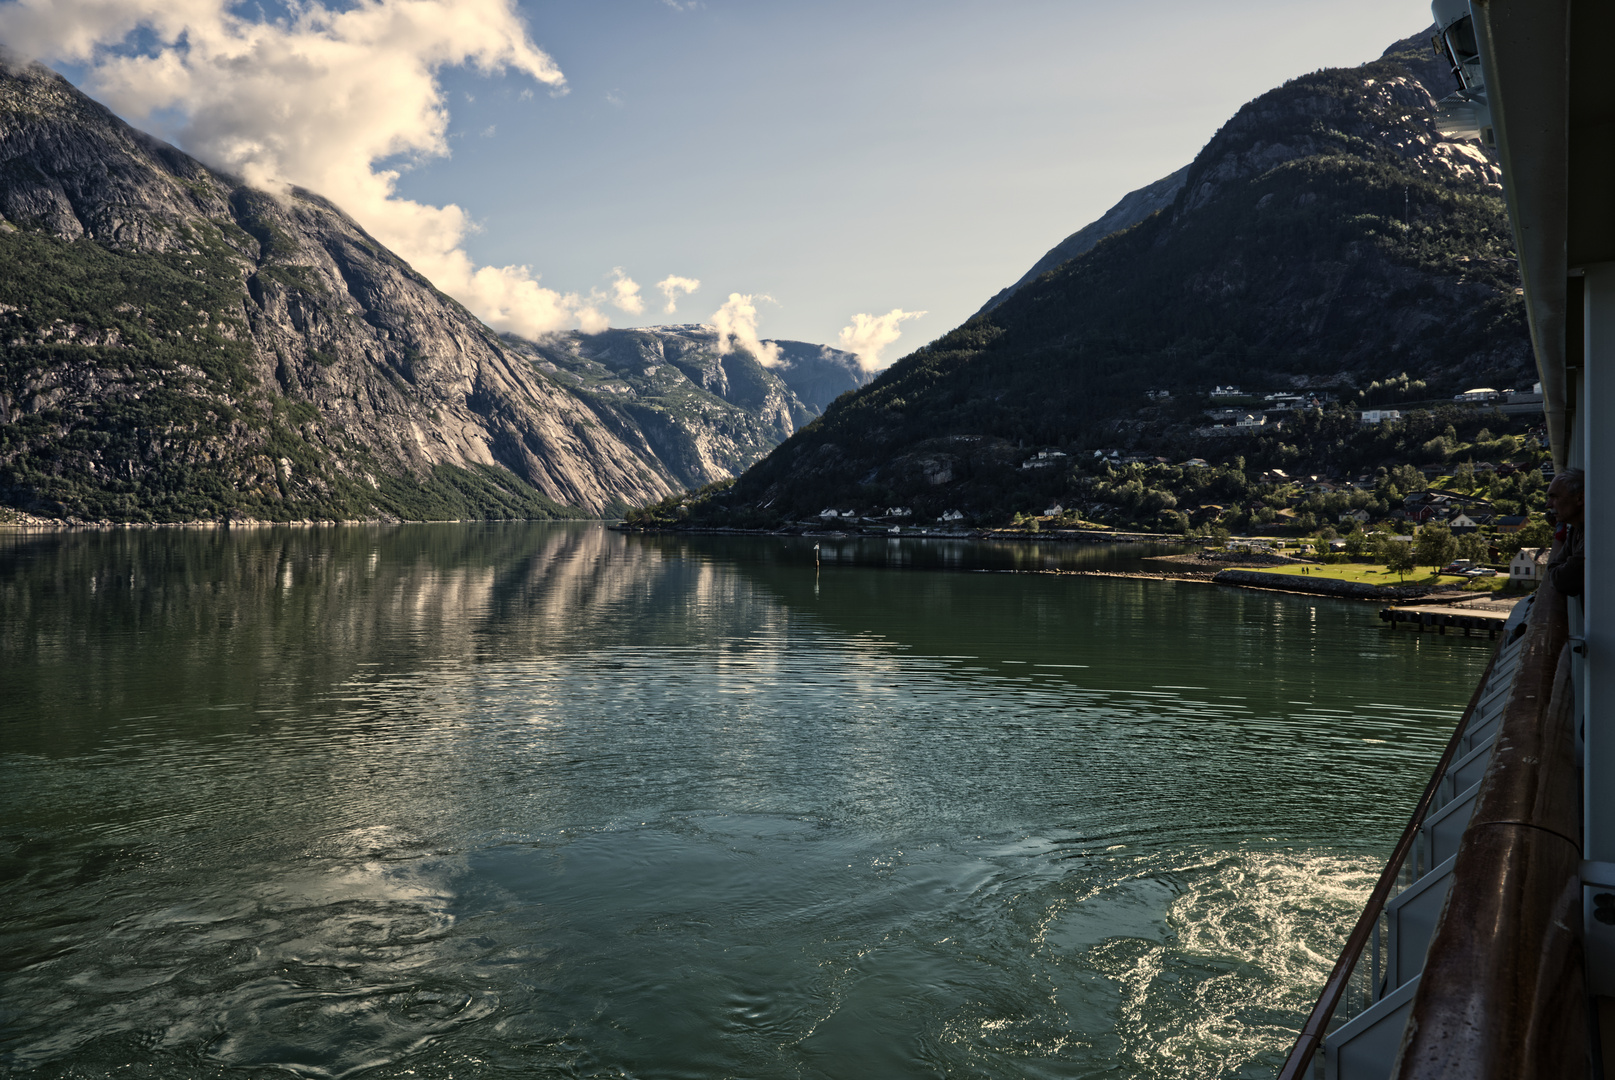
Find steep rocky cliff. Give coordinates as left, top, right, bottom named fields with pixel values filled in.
left=0, top=58, right=847, bottom=522
left=510, top=326, right=865, bottom=491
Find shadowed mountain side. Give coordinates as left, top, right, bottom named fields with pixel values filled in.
left=678, top=31, right=1530, bottom=526
left=0, top=59, right=679, bottom=521
left=977, top=165, right=1190, bottom=316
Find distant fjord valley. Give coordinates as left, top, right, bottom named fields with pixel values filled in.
left=1, top=31, right=1539, bottom=529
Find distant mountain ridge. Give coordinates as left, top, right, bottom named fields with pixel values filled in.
left=509, top=326, right=866, bottom=490
left=0, top=57, right=856, bottom=522
left=680, top=31, right=1534, bottom=527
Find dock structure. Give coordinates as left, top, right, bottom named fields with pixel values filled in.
left=1379, top=604, right=1509, bottom=638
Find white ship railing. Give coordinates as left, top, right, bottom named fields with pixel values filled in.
left=1276, top=594, right=1537, bottom=1080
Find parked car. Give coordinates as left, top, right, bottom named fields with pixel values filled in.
left=1463, top=567, right=1499, bottom=577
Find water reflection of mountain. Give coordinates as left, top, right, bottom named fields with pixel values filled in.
left=624, top=531, right=1494, bottom=717
left=0, top=524, right=793, bottom=754
left=1, top=524, right=1491, bottom=760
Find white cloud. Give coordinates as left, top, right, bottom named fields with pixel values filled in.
left=837, top=308, right=927, bottom=372
left=608, top=267, right=644, bottom=315
left=656, top=274, right=700, bottom=315
left=0, top=0, right=631, bottom=339
left=711, top=292, right=780, bottom=367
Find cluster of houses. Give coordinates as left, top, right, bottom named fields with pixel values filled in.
left=1453, top=385, right=1544, bottom=405
left=1199, top=389, right=1339, bottom=433
left=1390, top=490, right=1529, bottom=533
left=1018, top=449, right=1070, bottom=470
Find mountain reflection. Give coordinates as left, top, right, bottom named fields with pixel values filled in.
left=1, top=523, right=1492, bottom=760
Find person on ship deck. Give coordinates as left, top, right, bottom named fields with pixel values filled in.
left=1546, top=467, right=1585, bottom=597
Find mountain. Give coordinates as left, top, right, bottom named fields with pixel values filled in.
left=0, top=58, right=857, bottom=523
left=976, top=165, right=1190, bottom=315
left=507, top=326, right=866, bottom=490
left=668, top=32, right=1534, bottom=528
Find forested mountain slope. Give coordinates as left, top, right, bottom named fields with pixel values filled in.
left=976, top=165, right=1190, bottom=316
left=685, top=33, right=1533, bottom=526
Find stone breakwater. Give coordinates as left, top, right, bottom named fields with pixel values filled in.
left=1212, top=569, right=1428, bottom=601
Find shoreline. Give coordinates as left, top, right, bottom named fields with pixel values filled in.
left=611, top=522, right=1183, bottom=545
left=1, top=513, right=1525, bottom=611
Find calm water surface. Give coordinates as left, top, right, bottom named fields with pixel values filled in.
left=0, top=523, right=1492, bottom=1079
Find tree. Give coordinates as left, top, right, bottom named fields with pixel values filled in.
left=1452, top=461, right=1476, bottom=492
left=1456, top=533, right=1490, bottom=563
left=1415, top=525, right=1459, bottom=569
left=1506, top=518, right=1553, bottom=553
left=1385, top=541, right=1418, bottom=581
left=1389, top=463, right=1427, bottom=494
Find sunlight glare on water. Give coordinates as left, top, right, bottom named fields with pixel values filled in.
left=0, top=523, right=1492, bottom=1078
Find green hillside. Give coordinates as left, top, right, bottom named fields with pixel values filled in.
left=656, top=34, right=1537, bottom=531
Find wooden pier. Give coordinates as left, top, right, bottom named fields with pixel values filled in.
left=1379, top=604, right=1510, bottom=638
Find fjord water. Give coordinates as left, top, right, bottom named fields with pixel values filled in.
left=0, top=524, right=1491, bottom=1079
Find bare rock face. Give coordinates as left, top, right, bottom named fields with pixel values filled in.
left=509, top=325, right=866, bottom=491
left=0, top=58, right=690, bottom=521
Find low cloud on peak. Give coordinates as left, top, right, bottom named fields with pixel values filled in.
left=838, top=309, right=927, bottom=372
left=711, top=292, right=781, bottom=367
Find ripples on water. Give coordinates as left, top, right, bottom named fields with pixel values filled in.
left=0, top=524, right=1493, bottom=1078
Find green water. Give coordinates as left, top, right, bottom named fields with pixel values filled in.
left=0, top=523, right=1492, bottom=1079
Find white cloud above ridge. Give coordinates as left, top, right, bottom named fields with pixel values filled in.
left=608, top=268, right=644, bottom=315
left=0, top=0, right=656, bottom=339
left=711, top=292, right=781, bottom=367
left=837, top=308, right=926, bottom=372
left=656, top=275, right=700, bottom=315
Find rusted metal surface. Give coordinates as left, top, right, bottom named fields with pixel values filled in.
left=1274, top=642, right=1505, bottom=1080
left=1391, top=581, right=1586, bottom=1079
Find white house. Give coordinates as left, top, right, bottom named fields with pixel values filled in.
left=1044, top=504, right=1064, bottom=517
left=939, top=509, right=965, bottom=522
left=1455, top=387, right=1501, bottom=403
left=1510, top=547, right=1548, bottom=583
left=1360, top=409, right=1403, bottom=424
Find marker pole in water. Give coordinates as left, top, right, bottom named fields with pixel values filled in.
left=814, top=543, right=820, bottom=567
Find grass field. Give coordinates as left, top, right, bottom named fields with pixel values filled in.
left=1257, top=561, right=1511, bottom=592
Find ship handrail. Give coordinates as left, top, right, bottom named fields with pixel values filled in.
left=1274, top=609, right=1513, bottom=1080
left=1392, top=580, right=1586, bottom=1077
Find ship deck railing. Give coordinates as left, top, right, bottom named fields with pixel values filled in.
left=1277, top=580, right=1576, bottom=1079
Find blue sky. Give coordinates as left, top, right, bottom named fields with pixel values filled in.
left=20, top=0, right=1434, bottom=359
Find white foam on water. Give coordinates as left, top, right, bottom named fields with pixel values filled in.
left=1090, top=847, right=1377, bottom=1078
left=941, top=846, right=1379, bottom=1078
